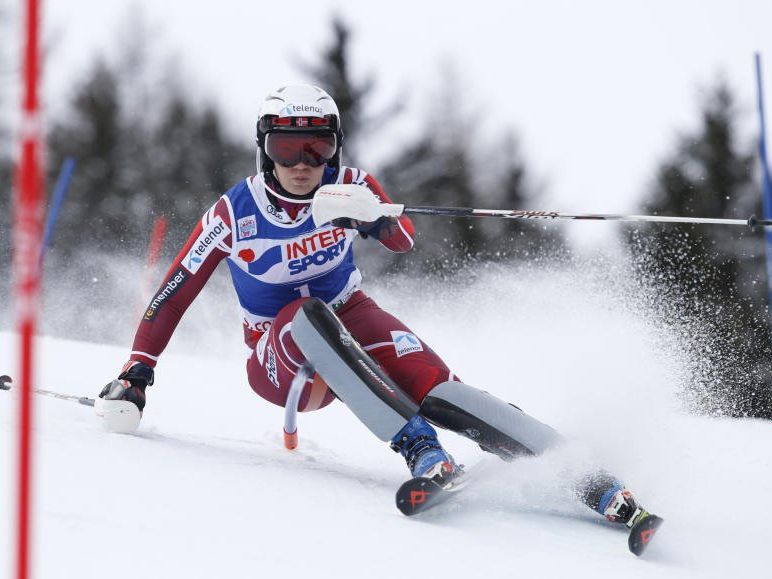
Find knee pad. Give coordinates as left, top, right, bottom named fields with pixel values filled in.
left=420, top=381, right=563, bottom=459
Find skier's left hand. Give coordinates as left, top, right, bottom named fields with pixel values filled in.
left=94, top=361, right=154, bottom=434
left=99, top=361, right=154, bottom=412
left=332, top=215, right=400, bottom=240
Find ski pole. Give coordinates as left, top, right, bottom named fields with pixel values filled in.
left=401, top=207, right=772, bottom=229
left=283, top=362, right=314, bottom=450
left=311, top=185, right=772, bottom=229
left=0, top=375, right=95, bottom=406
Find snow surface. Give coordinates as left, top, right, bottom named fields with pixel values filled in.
left=2, top=263, right=771, bottom=579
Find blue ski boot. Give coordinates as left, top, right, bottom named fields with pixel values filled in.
left=597, top=485, right=651, bottom=528
left=579, top=472, right=649, bottom=528
left=582, top=473, right=664, bottom=555
left=391, top=414, right=458, bottom=480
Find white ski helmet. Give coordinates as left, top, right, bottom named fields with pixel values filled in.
left=256, top=84, right=344, bottom=174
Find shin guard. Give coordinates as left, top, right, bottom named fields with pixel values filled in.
left=420, top=381, right=563, bottom=459
left=291, top=298, right=418, bottom=441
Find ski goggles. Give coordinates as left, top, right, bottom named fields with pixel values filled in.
left=264, top=132, right=337, bottom=168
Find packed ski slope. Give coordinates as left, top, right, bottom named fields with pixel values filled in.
left=1, top=263, right=770, bottom=579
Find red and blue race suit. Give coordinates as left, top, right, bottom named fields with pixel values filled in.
left=128, top=167, right=456, bottom=411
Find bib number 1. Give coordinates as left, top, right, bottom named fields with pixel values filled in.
left=293, top=284, right=311, bottom=298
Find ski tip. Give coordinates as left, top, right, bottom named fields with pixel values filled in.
left=396, top=477, right=441, bottom=516
left=628, top=514, right=664, bottom=557
left=0, top=375, right=12, bottom=390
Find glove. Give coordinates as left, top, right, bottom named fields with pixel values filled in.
left=99, top=361, right=155, bottom=412
left=331, top=215, right=399, bottom=240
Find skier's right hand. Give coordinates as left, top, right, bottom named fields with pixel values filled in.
left=331, top=216, right=400, bottom=240
left=99, top=361, right=154, bottom=412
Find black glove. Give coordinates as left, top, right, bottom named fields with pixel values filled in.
left=331, top=216, right=399, bottom=240
left=99, top=361, right=154, bottom=412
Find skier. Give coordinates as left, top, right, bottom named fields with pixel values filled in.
left=98, top=84, right=658, bottom=544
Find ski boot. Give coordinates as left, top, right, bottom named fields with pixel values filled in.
left=391, top=414, right=459, bottom=482
left=598, top=486, right=648, bottom=527
left=579, top=472, right=664, bottom=556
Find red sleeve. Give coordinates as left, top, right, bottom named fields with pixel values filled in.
left=341, top=168, right=415, bottom=253
left=129, top=198, right=233, bottom=367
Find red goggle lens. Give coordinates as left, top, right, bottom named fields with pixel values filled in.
left=265, top=132, right=337, bottom=168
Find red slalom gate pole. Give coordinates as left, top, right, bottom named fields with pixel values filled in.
left=146, top=215, right=168, bottom=269
left=13, top=1, right=43, bottom=578
left=138, top=215, right=168, bottom=314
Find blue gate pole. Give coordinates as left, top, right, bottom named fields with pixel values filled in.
left=38, top=157, right=75, bottom=271
left=754, top=53, right=772, bottom=328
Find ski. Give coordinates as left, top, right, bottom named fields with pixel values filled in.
left=627, top=511, right=664, bottom=556
left=395, top=471, right=468, bottom=516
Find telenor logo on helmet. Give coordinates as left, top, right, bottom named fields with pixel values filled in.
left=278, top=104, right=323, bottom=117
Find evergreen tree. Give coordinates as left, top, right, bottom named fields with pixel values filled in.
left=300, top=16, right=563, bottom=275
left=301, top=15, right=372, bottom=166
left=302, top=14, right=404, bottom=169
left=148, top=97, right=251, bottom=249
left=379, top=70, right=565, bottom=273
left=627, top=80, right=772, bottom=417
left=483, top=133, right=565, bottom=261
left=46, top=52, right=251, bottom=259
left=378, top=108, right=482, bottom=272
left=40, top=17, right=252, bottom=343
left=47, top=59, right=132, bottom=254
